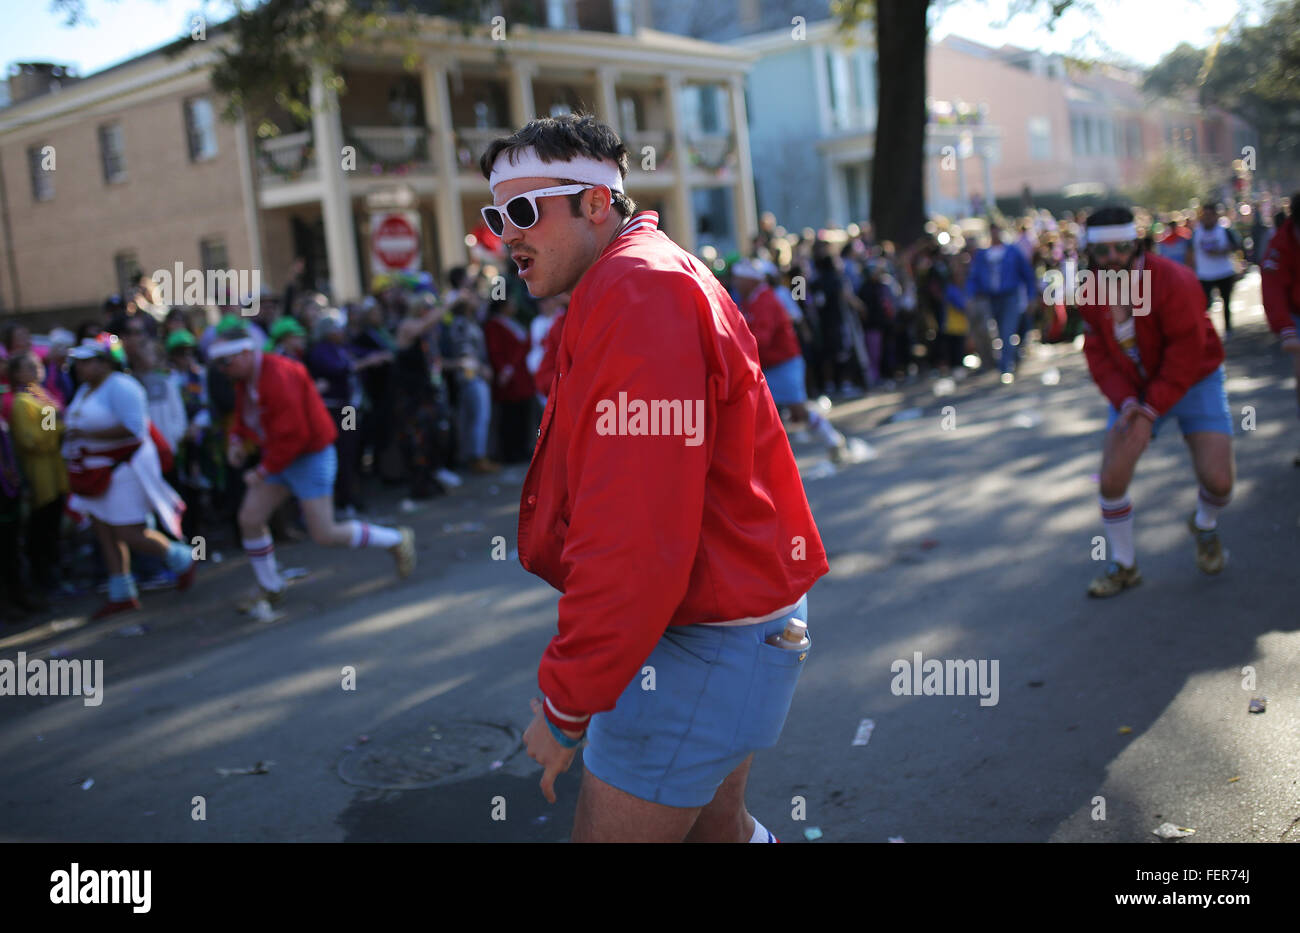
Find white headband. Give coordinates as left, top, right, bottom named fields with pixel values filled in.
left=208, top=337, right=255, bottom=359
left=489, top=147, right=624, bottom=196
left=1086, top=223, right=1137, bottom=245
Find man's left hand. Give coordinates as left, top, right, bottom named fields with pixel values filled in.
left=523, top=697, right=581, bottom=804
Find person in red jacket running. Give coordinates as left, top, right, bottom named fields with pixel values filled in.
left=731, top=260, right=850, bottom=460
left=210, top=327, right=415, bottom=617
left=481, top=114, right=827, bottom=842
left=1078, top=206, right=1234, bottom=598
left=1259, top=191, right=1300, bottom=466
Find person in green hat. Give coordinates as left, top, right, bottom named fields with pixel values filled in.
left=267, top=316, right=307, bottom=361
left=166, top=329, right=214, bottom=538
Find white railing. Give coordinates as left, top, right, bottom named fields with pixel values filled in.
left=456, top=127, right=512, bottom=171
left=347, top=126, right=433, bottom=172
left=258, top=131, right=316, bottom=185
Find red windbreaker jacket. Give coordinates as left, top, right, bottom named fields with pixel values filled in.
left=741, top=283, right=803, bottom=369
left=517, top=212, right=829, bottom=733
left=1079, top=252, right=1224, bottom=421
left=1261, top=219, right=1300, bottom=343
left=230, top=351, right=338, bottom=476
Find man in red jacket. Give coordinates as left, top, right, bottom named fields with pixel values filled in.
left=1260, top=192, right=1300, bottom=466
left=481, top=114, right=827, bottom=842
left=1079, top=206, right=1234, bottom=598
left=211, top=327, right=415, bottom=615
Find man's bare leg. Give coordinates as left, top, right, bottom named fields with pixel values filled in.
left=570, top=769, right=702, bottom=843
left=1183, top=431, right=1234, bottom=501
left=684, top=753, right=756, bottom=843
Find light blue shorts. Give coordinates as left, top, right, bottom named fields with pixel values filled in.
left=1106, top=365, right=1232, bottom=439
left=764, top=355, right=807, bottom=407
left=265, top=444, right=337, bottom=501
left=582, top=594, right=809, bottom=808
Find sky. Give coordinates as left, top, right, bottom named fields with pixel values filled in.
left=0, top=0, right=1260, bottom=81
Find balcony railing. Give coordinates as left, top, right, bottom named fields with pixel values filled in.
left=456, top=127, right=512, bottom=171
left=345, top=126, right=434, bottom=176
left=684, top=132, right=736, bottom=173
left=624, top=129, right=672, bottom=169
left=257, top=131, right=317, bottom=185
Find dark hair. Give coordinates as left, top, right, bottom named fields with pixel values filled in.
left=1086, top=205, right=1135, bottom=229
left=76, top=321, right=102, bottom=343
left=479, top=113, right=636, bottom=219
left=6, top=352, right=35, bottom=383
left=447, top=265, right=469, bottom=290
left=0, top=321, right=27, bottom=351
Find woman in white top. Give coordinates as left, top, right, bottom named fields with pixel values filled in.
left=63, top=336, right=195, bottom=619
left=1192, top=203, right=1240, bottom=336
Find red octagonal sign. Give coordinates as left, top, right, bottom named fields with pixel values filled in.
left=373, top=213, right=420, bottom=270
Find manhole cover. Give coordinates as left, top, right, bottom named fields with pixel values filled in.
left=338, top=720, right=521, bottom=790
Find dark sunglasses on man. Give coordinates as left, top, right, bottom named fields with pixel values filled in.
left=480, top=184, right=596, bottom=236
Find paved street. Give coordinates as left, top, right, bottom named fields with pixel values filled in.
left=2, top=275, right=1297, bottom=843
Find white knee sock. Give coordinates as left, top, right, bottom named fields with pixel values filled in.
left=807, top=409, right=843, bottom=447
left=749, top=817, right=776, bottom=843
left=348, top=521, right=402, bottom=549
left=1194, top=486, right=1230, bottom=530
left=1099, top=495, right=1135, bottom=568
left=242, top=534, right=284, bottom=593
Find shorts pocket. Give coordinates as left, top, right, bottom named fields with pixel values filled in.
left=735, top=637, right=809, bottom=750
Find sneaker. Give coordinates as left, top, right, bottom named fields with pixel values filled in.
left=391, top=526, right=416, bottom=578
left=235, top=584, right=288, bottom=614
left=1187, top=514, right=1225, bottom=574
left=1087, top=562, right=1142, bottom=598
left=246, top=599, right=284, bottom=624
left=90, top=598, right=142, bottom=620
left=435, top=468, right=463, bottom=488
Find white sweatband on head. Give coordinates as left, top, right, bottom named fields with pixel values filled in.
left=1085, top=223, right=1137, bottom=245
left=208, top=338, right=255, bottom=359
left=489, top=146, right=624, bottom=196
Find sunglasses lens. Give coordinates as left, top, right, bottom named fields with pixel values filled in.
left=506, top=196, right=537, bottom=229
left=483, top=208, right=505, bottom=237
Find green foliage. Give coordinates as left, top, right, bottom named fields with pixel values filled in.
left=1128, top=148, right=1210, bottom=213
left=1144, top=0, right=1300, bottom=177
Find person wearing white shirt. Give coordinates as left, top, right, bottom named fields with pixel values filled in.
left=1192, top=203, right=1240, bottom=336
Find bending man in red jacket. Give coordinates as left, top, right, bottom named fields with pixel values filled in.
left=1260, top=191, right=1300, bottom=466
left=210, top=327, right=415, bottom=615
left=482, top=114, right=828, bottom=842
left=1079, top=206, right=1234, bottom=598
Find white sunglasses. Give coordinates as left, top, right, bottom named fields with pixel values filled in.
left=480, top=184, right=595, bottom=236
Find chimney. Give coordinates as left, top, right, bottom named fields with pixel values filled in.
left=5, top=62, right=80, bottom=106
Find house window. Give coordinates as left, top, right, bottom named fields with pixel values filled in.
left=1027, top=117, right=1051, bottom=161
left=184, top=97, right=219, bottom=161
left=114, top=251, right=140, bottom=297
left=99, top=123, right=127, bottom=183
left=27, top=145, right=54, bottom=201
left=613, top=0, right=634, bottom=34
left=200, top=238, right=228, bottom=274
